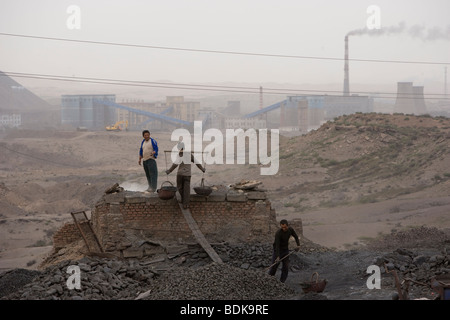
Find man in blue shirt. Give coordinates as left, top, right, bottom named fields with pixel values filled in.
left=138, top=130, right=159, bottom=192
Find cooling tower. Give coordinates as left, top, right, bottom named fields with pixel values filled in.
left=394, top=82, right=414, bottom=114
left=394, top=82, right=428, bottom=115
left=412, top=86, right=427, bottom=115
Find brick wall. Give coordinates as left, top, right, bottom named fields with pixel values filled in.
left=53, top=222, right=82, bottom=249
left=91, top=190, right=278, bottom=253
left=52, top=189, right=282, bottom=255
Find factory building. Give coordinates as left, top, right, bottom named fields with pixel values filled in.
left=0, top=113, right=21, bottom=129
left=167, top=96, right=200, bottom=123
left=224, top=117, right=267, bottom=130
left=116, top=100, right=167, bottom=130
left=61, top=94, right=116, bottom=130
left=61, top=95, right=202, bottom=131
left=118, top=96, right=200, bottom=130
left=280, top=94, right=373, bottom=132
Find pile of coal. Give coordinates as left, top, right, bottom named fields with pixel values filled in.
left=143, top=262, right=295, bottom=300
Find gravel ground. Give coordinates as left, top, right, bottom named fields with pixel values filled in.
left=1, top=226, right=449, bottom=300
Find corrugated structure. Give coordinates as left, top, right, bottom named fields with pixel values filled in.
left=61, top=94, right=116, bottom=129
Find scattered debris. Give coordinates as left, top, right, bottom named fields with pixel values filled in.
left=104, top=183, right=123, bottom=194
left=230, top=180, right=262, bottom=190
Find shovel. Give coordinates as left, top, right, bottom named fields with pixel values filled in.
left=265, top=249, right=297, bottom=271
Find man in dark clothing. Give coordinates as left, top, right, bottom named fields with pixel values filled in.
left=165, top=142, right=205, bottom=209
left=268, top=219, right=300, bottom=283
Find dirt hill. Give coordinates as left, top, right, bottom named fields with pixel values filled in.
left=265, top=113, right=450, bottom=249
left=273, top=112, right=450, bottom=209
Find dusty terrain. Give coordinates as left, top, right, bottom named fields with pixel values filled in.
left=1, top=113, right=450, bottom=300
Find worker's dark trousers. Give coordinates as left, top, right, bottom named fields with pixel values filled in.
left=268, top=249, right=290, bottom=283
left=177, top=175, right=191, bottom=208
left=143, top=159, right=158, bottom=191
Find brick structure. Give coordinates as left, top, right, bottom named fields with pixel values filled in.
left=53, top=222, right=83, bottom=249
left=53, top=189, right=280, bottom=257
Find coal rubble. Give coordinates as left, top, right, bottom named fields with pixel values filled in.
left=0, top=242, right=296, bottom=300
left=0, top=269, right=41, bottom=298
left=142, top=263, right=295, bottom=300
left=2, top=230, right=448, bottom=300
left=1, top=257, right=159, bottom=300
left=371, top=247, right=450, bottom=299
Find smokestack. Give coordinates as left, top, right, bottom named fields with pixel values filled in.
left=343, top=35, right=350, bottom=96
left=259, top=86, right=263, bottom=110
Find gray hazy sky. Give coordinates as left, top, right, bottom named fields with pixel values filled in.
left=0, top=0, right=449, bottom=96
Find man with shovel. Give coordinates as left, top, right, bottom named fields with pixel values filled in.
left=165, top=142, right=205, bottom=209
left=268, top=219, right=301, bottom=283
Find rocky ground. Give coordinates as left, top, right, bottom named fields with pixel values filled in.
left=1, top=226, right=449, bottom=300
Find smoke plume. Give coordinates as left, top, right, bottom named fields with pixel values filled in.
left=347, top=22, right=450, bottom=41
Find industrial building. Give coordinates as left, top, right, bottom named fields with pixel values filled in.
left=116, top=96, right=200, bottom=130
left=0, top=113, right=21, bottom=129
left=243, top=94, right=374, bottom=133
left=116, top=99, right=169, bottom=131
left=61, top=94, right=203, bottom=131
left=60, top=91, right=375, bottom=133
left=224, top=117, right=267, bottom=130
left=61, top=94, right=116, bottom=130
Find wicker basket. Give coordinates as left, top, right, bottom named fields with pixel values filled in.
left=300, top=272, right=327, bottom=293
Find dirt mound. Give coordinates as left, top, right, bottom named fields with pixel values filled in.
left=273, top=113, right=450, bottom=207
left=367, top=226, right=450, bottom=250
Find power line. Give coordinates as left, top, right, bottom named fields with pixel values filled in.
left=0, top=32, right=449, bottom=66
left=3, top=71, right=449, bottom=101
left=4, top=72, right=271, bottom=95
